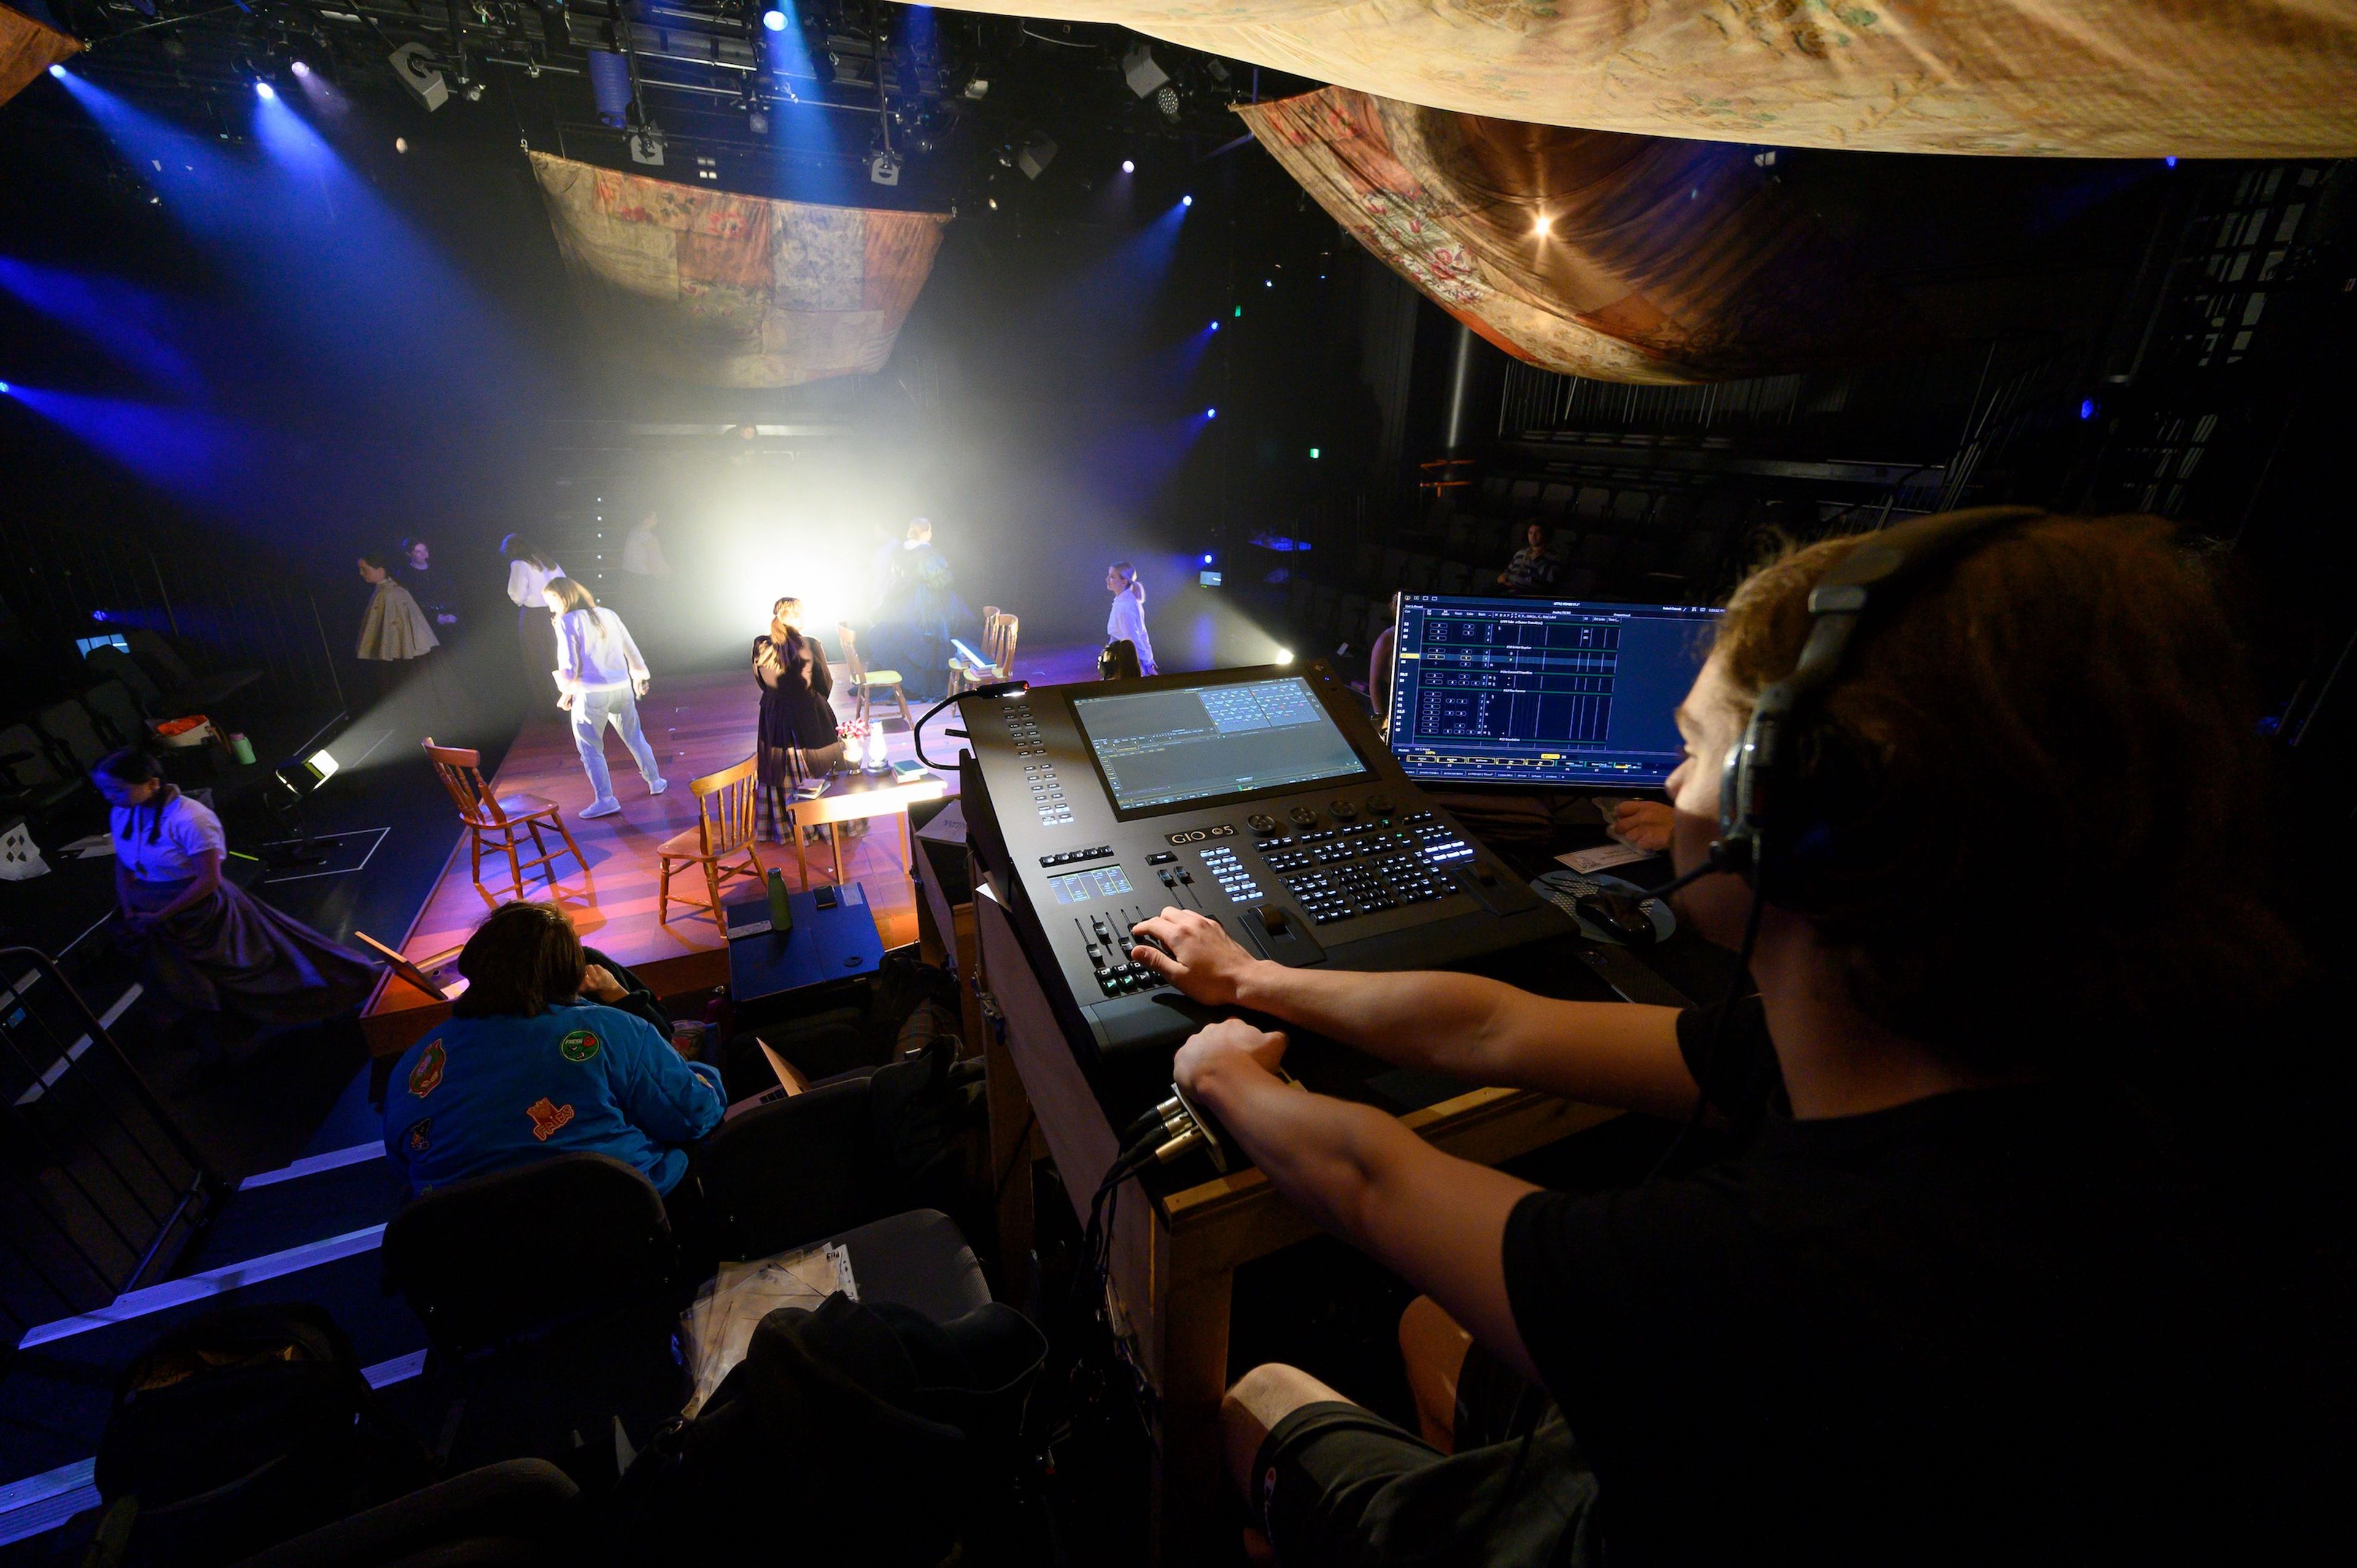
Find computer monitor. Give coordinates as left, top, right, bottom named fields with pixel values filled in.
left=1070, top=673, right=1373, bottom=817
left=1388, top=595, right=1723, bottom=789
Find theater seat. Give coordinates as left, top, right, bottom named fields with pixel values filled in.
left=233, top=1459, right=581, bottom=1568
left=381, top=1154, right=687, bottom=1477
left=826, top=1208, right=991, bottom=1326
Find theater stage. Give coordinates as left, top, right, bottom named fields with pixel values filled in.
left=360, top=644, right=1102, bottom=1056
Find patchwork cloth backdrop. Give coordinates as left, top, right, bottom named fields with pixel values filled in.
left=929, top=1, right=2357, bottom=159
left=0, top=4, right=77, bottom=110
left=1237, top=86, right=1947, bottom=385
left=528, top=152, right=950, bottom=388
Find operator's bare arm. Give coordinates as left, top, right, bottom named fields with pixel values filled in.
left=1130, top=908, right=1695, bottom=1118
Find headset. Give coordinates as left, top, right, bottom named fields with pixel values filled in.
left=1643, top=504, right=2048, bottom=1176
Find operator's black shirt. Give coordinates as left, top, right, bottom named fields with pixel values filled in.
left=1501, top=999, right=2307, bottom=1566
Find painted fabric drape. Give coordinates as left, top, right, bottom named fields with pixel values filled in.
left=928, top=1, right=2357, bottom=159
left=528, top=152, right=950, bottom=388
left=0, top=4, right=77, bottom=110
left=1239, top=87, right=1951, bottom=384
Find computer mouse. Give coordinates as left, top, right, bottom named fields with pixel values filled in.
left=1576, top=891, right=1660, bottom=946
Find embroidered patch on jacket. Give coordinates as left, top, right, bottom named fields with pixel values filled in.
left=558, top=1029, right=600, bottom=1063
left=408, top=1040, right=446, bottom=1099
left=526, top=1097, right=576, bottom=1141
left=403, top=1117, right=432, bottom=1155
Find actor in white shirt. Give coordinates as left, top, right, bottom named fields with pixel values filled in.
left=545, top=576, right=667, bottom=818
left=502, top=534, right=567, bottom=697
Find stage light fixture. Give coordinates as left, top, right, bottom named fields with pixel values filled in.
left=1121, top=158, right=1135, bottom=173
left=1155, top=84, right=1180, bottom=122
left=2165, top=155, right=2179, bottom=168
left=1209, top=320, right=1218, bottom=331
left=1275, top=648, right=1293, bottom=665
left=749, top=107, right=770, bottom=135
left=395, top=136, right=409, bottom=152
left=1309, top=447, right=1320, bottom=458
left=255, top=81, right=277, bottom=100
left=48, top=63, right=66, bottom=79
left=292, top=60, right=311, bottom=77
left=987, top=196, right=999, bottom=210
left=390, top=42, right=449, bottom=112
left=1182, top=194, right=1193, bottom=207
left=2079, top=398, right=2099, bottom=420
left=1201, top=553, right=1215, bottom=565
left=0, top=382, right=11, bottom=395
left=1016, top=130, right=1057, bottom=180
left=1205, top=406, right=1217, bottom=418
left=762, top=7, right=786, bottom=29
left=1532, top=214, right=1550, bottom=237
left=1123, top=42, right=1170, bottom=98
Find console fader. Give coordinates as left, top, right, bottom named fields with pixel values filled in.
left=959, top=660, right=1574, bottom=1124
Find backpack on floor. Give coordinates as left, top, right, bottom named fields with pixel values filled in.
left=91, top=1302, right=432, bottom=1567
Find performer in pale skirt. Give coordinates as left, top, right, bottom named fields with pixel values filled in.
left=1106, top=560, right=1157, bottom=676
left=98, top=749, right=379, bottom=1028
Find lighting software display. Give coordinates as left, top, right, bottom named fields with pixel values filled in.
left=1072, top=676, right=1369, bottom=814
left=1388, top=596, right=1723, bottom=787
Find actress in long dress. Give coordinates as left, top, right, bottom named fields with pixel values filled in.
left=753, top=597, right=846, bottom=843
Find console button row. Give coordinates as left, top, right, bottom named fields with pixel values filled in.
left=1040, top=846, right=1113, bottom=867
left=1198, top=845, right=1263, bottom=904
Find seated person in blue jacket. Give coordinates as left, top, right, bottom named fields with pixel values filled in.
left=383, top=902, right=724, bottom=1200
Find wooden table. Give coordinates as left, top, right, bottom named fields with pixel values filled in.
left=786, top=767, right=948, bottom=888
left=972, top=871, right=1619, bottom=1564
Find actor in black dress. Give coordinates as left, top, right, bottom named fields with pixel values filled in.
left=753, top=597, right=846, bottom=843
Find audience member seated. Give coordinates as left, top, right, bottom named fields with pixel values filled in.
left=1131, top=511, right=2323, bottom=1567
left=1494, top=521, right=1558, bottom=595
left=383, top=903, right=723, bottom=1206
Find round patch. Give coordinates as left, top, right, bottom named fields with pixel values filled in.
left=558, top=1029, right=600, bottom=1063
left=407, top=1040, right=446, bottom=1099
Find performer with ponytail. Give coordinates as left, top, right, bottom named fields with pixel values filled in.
left=546, top=576, right=667, bottom=819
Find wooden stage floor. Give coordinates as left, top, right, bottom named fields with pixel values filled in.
left=360, top=644, right=1102, bottom=1054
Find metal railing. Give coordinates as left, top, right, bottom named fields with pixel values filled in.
left=0, top=948, right=227, bottom=1351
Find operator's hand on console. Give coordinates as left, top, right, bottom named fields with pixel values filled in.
left=1611, top=799, right=1676, bottom=852
left=1131, top=907, right=1260, bottom=1006
left=1174, top=1016, right=1289, bottom=1100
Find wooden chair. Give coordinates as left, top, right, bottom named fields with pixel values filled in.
left=950, top=608, right=1020, bottom=695
left=656, top=756, right=766, bottom=925
left=423, top=738, right=586, bottom=901
left=837, top=623, right=915, bottom=732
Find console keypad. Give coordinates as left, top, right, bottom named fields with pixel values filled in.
left=1198, top=844, right=1263, bottom=904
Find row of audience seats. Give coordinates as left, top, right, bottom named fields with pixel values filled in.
left=0, top=637, right=258, bottom=839
left=1277, top=477, right=1759, bottom=658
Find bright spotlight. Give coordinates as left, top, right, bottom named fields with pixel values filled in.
left=255, top=81, right=277, bottom=100
left=1181, top=194, right=1193, bottom=207
left=1205, top=407, right=1217, bottom=419
left=762, top=7, right=786, bottom=30
left=292, top=60, right=311, bottom=77
left=1275, top=648, right=1293, bottom=665
left=2078, top=398, right=2098, bottom=421
left=0, top=381, right=12, bottom=395
left=306, top=748, right=340, bottom=782
left=1533, top=213, right=1550, bottom=237
left=48, top=63, right=66, bottom=79
left=395, top=136, right=409, bottom=153
left=1202, top=552, right=1215, bottom=566
left=1121, top=158, right=1135, bottom=174
left=1209, top=320, right=1220, bottom=332
left=1309, top=447, right=1320, bottom=459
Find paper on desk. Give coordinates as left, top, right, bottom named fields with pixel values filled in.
left=1556, top=842, right=1655, bottom=874
left=61, top=833, right=115, bottom=860
left=679, top=1241, right=859, bottom=1417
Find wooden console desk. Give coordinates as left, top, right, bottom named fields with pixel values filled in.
left=972, top=873, right=1617, bottom=1562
